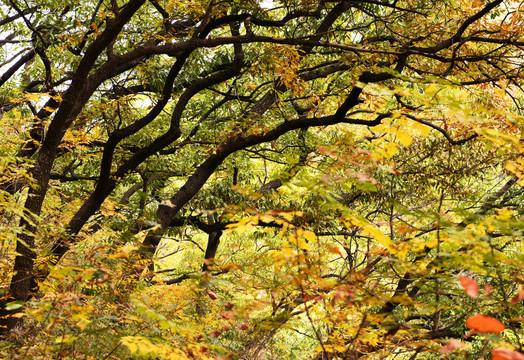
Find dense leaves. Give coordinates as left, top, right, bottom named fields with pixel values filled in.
left=1, top=0, right=524, bottom=359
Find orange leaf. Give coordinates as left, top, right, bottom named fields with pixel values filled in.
left=460, top=275, right=479, bottom=297
left=510, top=287, right=524, bottom=305
left=492, top=349, right=524, bottom=360
left=466, top=314, right=505, bottom=334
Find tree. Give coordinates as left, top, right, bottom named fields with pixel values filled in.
left=1, top=0, right=524, bottom=358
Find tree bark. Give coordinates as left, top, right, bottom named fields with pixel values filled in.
left=0, top=0, right=147, bottom=335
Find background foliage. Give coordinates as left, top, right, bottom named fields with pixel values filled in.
left=1, top=0, right=524, bottom=359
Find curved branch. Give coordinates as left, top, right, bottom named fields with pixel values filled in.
left=405, top=114, right=478, bottom=145
left=0, top=50, right=36, bottom=87
left=0, top=6, right=37, bottom=27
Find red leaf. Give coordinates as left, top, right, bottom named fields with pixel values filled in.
left=220, top=311, right=236, bottom=320
left=224, top=302, right=235, bottom=309
left=466, top=314, right=505, bottom=334
left=237, top=323, right=248, bottom=330
left=492, top=349, right=524, bottom=360
left=485, top=284, right=492, bottom=297
left=465, top=329, right=477, bottom=338
left=460, top=275, right=479, bottom=297
left=210, top=330, right=222, bottom=338
left=206, top=290, right=218, bottom=300
left=439, top=339, right=465, bottom=354
left=510, top=287, right=524, bottom=305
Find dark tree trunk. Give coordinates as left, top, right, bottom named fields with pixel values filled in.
left=0, top=0, right=147, bottom=335
left=202, top=231, right=222, bottom=272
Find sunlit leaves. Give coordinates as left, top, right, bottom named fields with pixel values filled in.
left=121, top=335, right=199, bottom=360
left=1, top=0, right=524, bottom=359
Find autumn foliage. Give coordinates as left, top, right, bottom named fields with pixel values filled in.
left=1, top=0, right=524, bottom=359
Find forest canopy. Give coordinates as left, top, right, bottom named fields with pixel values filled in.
left=1, top=0, right=524, bottom=359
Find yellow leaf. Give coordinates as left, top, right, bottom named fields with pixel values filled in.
left=425, top=84, right=438, bottom=95
left=297, top=237, right=311, bottom=250
left=282, top=246, right=296, bottom=257
left=121, top=336, right=158, bottom=355
left=280, top=211, right=295, bottom=221
left=390, top=111, right=402, bottom=119
left=362, top=223, right=395, bottom=249
left=259, top=214, right=274, bottom=223
left=55, top=335, right=78, bottom=344
left=76, top=317, right=91, bottom=331
left=334, top=344, right=347, bottom=352
left=411, top=121, right=430, bottom=136
left=121, top=336, right=138, bottom=353
left=371, top=123, right=388, bottom=133
left=397, top=131, right=413, bottom=147
left=381, top=142, right=399, bottom=159
left=109, top=244, right=138, bottom=259
left=303, top=230, right=317, bottom=242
